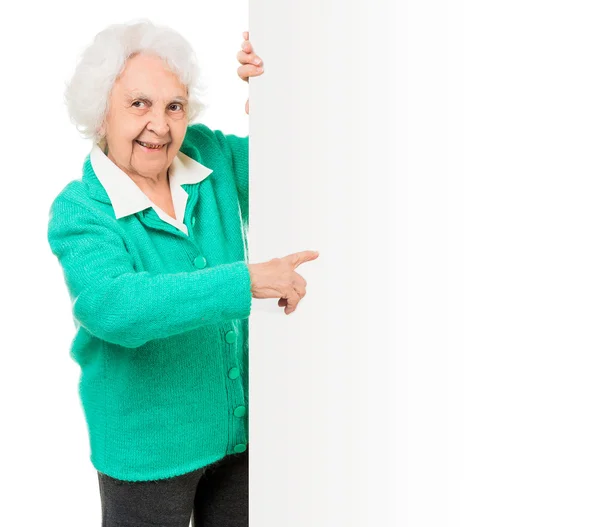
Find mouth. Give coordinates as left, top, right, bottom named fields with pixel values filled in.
left=135, top=140, right=167, bottom=151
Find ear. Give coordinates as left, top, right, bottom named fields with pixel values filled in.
left=96, top=121, right=108, bottom=153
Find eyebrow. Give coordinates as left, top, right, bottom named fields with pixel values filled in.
left=126, top=91, right=188, bottom=104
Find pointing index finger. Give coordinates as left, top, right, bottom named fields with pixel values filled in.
left=291, top=250, right=320, bottom=269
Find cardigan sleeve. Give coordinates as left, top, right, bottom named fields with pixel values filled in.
left=187, top=123, right=249, bottom=227
left=47, top=195, right=253, bottom=348
left=213, top=130, right=249, bottom=214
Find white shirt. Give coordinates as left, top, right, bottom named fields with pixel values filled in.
left=89, top=143, right=213, bottom=236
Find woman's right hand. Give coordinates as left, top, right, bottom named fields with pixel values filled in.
left=248, top=250, right=320, bottom=315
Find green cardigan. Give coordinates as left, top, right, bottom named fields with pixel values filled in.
left=47, top=123, right=252, bottom=481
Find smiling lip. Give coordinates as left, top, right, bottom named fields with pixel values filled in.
left=136, top=140, right=168, bottom=150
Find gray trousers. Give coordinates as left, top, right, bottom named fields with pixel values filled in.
left=97, top=449, right=248, bottom=527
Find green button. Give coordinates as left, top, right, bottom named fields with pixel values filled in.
left=225, top=330, right=236, bottom=343
left=233, top=405, right=246, bottom=417
left=193, top=255, right=206, bottom=269
left=228, top=367, right=240, bottom=380
left=233, top=443, right=247, bottom=453
left=191, top=217, right=196, bottom=226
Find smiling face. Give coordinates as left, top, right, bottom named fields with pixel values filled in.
left=98, top=52, right=189, bottom=182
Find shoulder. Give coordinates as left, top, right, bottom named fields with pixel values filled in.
left=47, top=179, right=122, bottom=243
left=48, top=180, right=87, bottom=223
left=181, top=123, right=248, bottom=163
left=48, top=152, right=120, bottom=227
left=49, top=181, right=108, bottom=221
left=185, top=122, right=215, bottom=140
left=182, top=122, right=220, bottom=154
left=184, top=122, right=232, bottom=143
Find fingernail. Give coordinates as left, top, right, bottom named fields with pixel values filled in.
left=253, top=58, right=261, bottom=65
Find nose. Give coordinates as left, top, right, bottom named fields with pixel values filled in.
left=146, top=108, right=169, bottom=137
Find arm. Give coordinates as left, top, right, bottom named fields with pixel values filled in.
left=184, top=123, right=249, bottom=226
left=213, top=130, right=249, bottom=226
left=47, top=196, right=252, bottom=348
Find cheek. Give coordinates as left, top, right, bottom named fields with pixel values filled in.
left=173, top=121, right=189, bottom=141
left=172, top=129, right=188, bottom=150
left=110, top=117, right=141, bottom=141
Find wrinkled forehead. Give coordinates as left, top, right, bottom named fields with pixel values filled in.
left=112, top=53, right=189, bottom=101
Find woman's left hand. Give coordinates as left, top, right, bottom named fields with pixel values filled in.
left=238, top=31, right=263, bottom=114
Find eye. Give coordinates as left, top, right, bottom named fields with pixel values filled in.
left=132, top=100, right=146, bottom=108
left=169, top=103, right=184, bottom=112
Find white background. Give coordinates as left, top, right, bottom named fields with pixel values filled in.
left=2, top=0, right=600, bottom=526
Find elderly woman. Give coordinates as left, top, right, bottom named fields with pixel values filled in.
left=47, top=20, right=318, bottom=527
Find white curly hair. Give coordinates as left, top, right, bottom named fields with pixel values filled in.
left=64, top=18, right=209, bottom=147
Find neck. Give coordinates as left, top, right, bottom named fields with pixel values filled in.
left=106, top=149, right=169, bottom=189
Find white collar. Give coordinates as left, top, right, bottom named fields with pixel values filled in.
left=89, top=143, right=213, bottom=220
